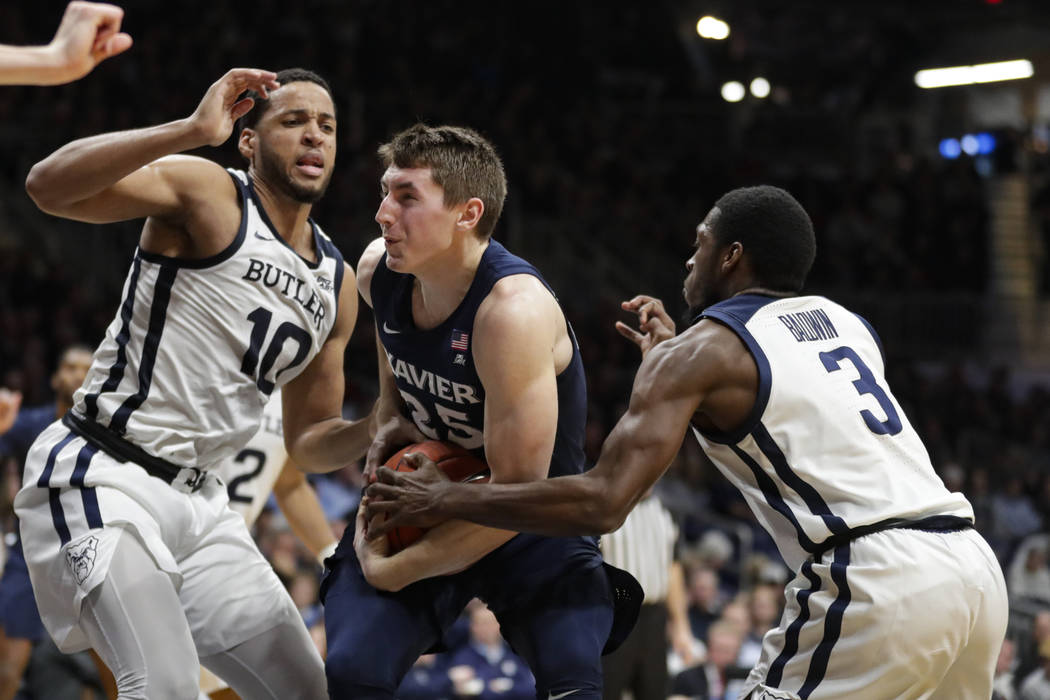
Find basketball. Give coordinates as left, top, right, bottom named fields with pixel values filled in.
left=381, top=441, right=490, bottom=552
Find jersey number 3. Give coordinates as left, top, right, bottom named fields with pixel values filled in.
left=819, top=346, right=903, bottom=436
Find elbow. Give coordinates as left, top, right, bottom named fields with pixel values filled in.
left=582, top=483, right=632, bottom=535
left=593, top=506, right=629, bottom=535
left=25, top=161, right=64, bottom=214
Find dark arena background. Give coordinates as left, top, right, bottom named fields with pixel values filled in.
left=1, top=1, right=1049, bottom=698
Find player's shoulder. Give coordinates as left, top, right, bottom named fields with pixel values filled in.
left=643, top=319, right=745, bottom=385
left=478, top=273, right=559, bottom=328
left=355, top=237, right=386, bottom=306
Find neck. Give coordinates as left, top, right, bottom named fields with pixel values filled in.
left=412, top=235, right=488, bottom=328
left=251, top=175, right=316, bottom=261
left=730, top=285, right=795, bottom=299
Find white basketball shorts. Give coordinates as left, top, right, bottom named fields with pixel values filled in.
left=15, top=419, right=293, bottom=656
left=743, top=526, right=1008, bottom=700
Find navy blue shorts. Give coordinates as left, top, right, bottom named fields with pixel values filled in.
left=0, top=537, right=45, bottom=641
left=321, top=537, right=630, bottom=700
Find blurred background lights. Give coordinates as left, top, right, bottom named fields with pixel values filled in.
left=939, top=138, right=962, bottom=159
left=721, top=81, right=745, bottom=102
left=696, top=15, right=730, bottom=40
left=750, top=77, right=771, bottom=98
left=961, top=134, right=980, bottom=156
left=976, top=132, right=996, bottom=155
left=915, top=59, right=1033, bottom=88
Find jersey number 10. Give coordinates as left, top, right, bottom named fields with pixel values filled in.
left=241, top=307, right=311, bottom=395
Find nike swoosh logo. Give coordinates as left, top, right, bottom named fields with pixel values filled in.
left=548, top=691, right=580, bottom=700
left=382, top=322, right=401, bottom=335
left=254, top=231, right=275, bottom=241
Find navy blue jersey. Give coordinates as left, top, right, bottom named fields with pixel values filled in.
left=0, top=404, right=56, bottom=478
left=371, top=239, right=600, bottom=605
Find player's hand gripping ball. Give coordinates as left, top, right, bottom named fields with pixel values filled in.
left=381, top=441, right=489, bottom=552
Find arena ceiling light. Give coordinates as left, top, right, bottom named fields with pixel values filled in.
left=750, top=77, right=771, bottom=98
left=721, top=81, right=745, bottom=102
left=696, top=15, right=730, bottom=40
left=914, top=59, right=1034, bottom=89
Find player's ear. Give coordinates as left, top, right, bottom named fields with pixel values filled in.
left=238, top=128, right=256, bottom=162
left=456, top=198, right=484, bottom=232
left=722, top=241, right=744, bottom=272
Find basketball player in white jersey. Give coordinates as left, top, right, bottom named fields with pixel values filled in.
left=366, top=185, right=1009, bottom=699
left=0, top=2, right=130, bottom=86
left=200, top=388, right=337, bottom=698
left=15, top=67, right=372, bottom=699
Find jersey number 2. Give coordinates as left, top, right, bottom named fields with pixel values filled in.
left=819, top=346, right=903, bottom=436
left=241, top=307, right=311, bottom=395
left=227, top=448, right=266, bottom=504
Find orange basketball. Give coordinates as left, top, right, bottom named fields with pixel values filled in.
left=381, top=441, right=490, bottom=552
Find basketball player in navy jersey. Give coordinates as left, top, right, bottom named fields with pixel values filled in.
left=366, top=185, right=1009, bottom=700
left=0, top=2, right=130, bottom=86
left=316, top=123, right=640, bottom=699
left=16, top=68, right=372, bottom=699
left=0, top=346, right=92, bottom=700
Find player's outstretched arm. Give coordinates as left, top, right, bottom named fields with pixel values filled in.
left=0, top=2, right=131, bottom=86
left=283, top=264, right=374, bottom=473
left=25, top=68, right=278, bottom=224
left=366, top=322, right=735, bottom=537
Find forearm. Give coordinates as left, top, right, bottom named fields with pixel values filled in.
left=367, top=520, right=516, bottom=591
left=276, top=481, right=337, bottom=560
left=288, top=414, right=373, bottom=474
left=26, top=119, right=203, bottom=212
left=666, top=561, right=692, bottom=640
left=0, top=45, right=73, bottom=86
left=434, top=474, right=619, bottom=536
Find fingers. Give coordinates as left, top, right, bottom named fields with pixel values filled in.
left=373, top=467, right=400, bottom=486
left=366, top=513, right=395, bottom=540
left=614, top=320, right=644, bottom=347
left=365, top=482, right=400, bottom=502
left=220, top=68, right=280, bottom=98
left=98, top=32, right=132, bottom=60
left=401, top=452, right=427, bottom=469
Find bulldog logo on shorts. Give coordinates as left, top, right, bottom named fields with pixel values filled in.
left=66, top=535, right=99, bottom=586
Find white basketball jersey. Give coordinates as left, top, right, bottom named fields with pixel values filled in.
left=71, top=169, right=344, bottom=469
left=692, top=294, right=973, bottom=571
left=214, top=390, right=288, bottom=525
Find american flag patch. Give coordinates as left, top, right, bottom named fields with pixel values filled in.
left=450, top=330, right=469, bottom=351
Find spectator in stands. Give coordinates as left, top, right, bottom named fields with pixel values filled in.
left=1019, top=638, right=1050, bottom=700
left=446, top=602, right=534, bottom=700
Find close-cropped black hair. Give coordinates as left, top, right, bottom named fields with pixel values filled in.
left=712, top=185, right=816, bottom=292
left=236, top=68, right=333, bottom=134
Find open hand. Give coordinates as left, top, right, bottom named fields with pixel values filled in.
left=189, top=68, right=280, bottom=147
left=363, top=452, right=451, bottom=539
left=615, top=294, right=676, bottom=357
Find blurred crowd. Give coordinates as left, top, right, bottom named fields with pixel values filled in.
left=1, top=2, right=1047, bottom=699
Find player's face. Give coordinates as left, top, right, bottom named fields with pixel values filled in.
left=375, top=166, right=462, bottom=274
left=252, top=81, right=337, bottom=204
left=51, top=349, right=92, bottom=403
left=683, top=207, right=724, bottom=318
